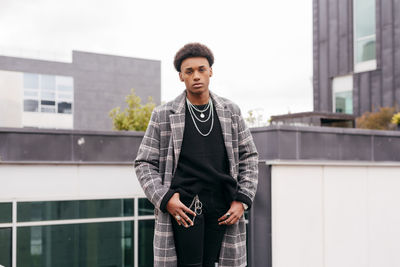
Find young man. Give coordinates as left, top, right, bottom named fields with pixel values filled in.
left=134, top=43, right=258, bottom=267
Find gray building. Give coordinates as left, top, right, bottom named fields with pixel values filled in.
left=313, top=0, right=400, bottom=116
left=0, top=50, right=161, bottom=131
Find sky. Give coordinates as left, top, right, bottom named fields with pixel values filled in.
left=0, top=0, right=313, bottom=124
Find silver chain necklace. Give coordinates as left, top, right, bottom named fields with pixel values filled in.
left=186, top=98, right=213, bottom=123
left=186, top=97, right=214, bottom=137
left=189, top=100, right=211, bottom=119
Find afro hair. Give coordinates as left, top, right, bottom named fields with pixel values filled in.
left=173, top=43, right=214, bottom=72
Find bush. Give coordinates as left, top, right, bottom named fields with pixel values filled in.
left=356, top=107, right=398, bottom=130
left=109, top=89, right=156, bottom=131
left=391, top=112, right=400, bottom=125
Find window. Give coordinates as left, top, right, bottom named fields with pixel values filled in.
left=0, top=202, right=12, bottom=223
left=0, top=198, right=155, bottom=267
left=23, top=73, right=73, bottom=114
left=17, top=222, right=134, bottom=267
left=332, top=75, right=353, bottom=114
left=0, top=228, right=12, bottom=267
left=354, top=0, right=376, bottom=72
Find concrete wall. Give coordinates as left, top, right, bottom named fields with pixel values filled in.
left=313, top=0, right=400, bottom=116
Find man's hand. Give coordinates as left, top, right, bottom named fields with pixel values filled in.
left=166, top=192, right=197, bottom=228
left=218, top=200, right=244, bottom=225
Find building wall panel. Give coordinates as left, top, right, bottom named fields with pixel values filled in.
left=271, top=163, right=400, bottom=267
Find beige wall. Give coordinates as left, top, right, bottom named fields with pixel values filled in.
left=0, top=164, right=143, bottom=201
left=271, top=161, right=400, bottom=267
left=0, top=70, right=23, bottom=127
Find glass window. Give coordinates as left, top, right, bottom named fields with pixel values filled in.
left=354, top=0, right=376, bottom=70
left=58, top=93, right=72, bottom=100
left=18, top=199, right=134, bottom=222
left=58, top=102, right=72, bottom=114
left=356, top=39, right=376, bottom=62
left=17, top=221, right=134, bottom=267
left=22, top=73, right=74, bottom=115
left=138, top=198, right=154, bottom=216
left=41, top=91, right=56, bottom=101
left=23, top=73, right=39, bottom=89
left=57, top=85, right=73, bottom=92
left=41, top=75, right=56, bottom=91
left=57, top=76, right=73, bottom=88
left=24, top=99, right=39, bottom=112
left=332, top=75, right=353, bottom=114
left=24, top=90, right=39, bottom=98
left=335, top=91, right=353, bottom=113
left=40, top=106, right=56, bottom=113
left=0, top=203, right=12, bottom=223
left=41, top=100, right=55, bottom=106
left=139, top=220, right=154, bottom=267
left=355, top=0, right=376, bottom=38
left=0, top=228, right=12, bottom=267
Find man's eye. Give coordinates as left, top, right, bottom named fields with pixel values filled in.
left=186, top=71, right=192, bottom=74
left=199, top=69, right=205, bottom=72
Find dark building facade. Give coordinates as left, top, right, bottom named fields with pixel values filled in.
left=0, top=51, right=161, bottom=131
left=313, top=0, right=400, bottom=116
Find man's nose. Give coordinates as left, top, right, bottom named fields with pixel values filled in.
left=193, top=70, right=200, bottom=80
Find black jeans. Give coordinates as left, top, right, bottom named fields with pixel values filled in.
left=171, top=190, right=230, bottom=267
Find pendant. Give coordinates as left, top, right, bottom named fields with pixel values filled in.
left=200, top=113, right=205, bottom=118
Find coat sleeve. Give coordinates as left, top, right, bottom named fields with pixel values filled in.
left=234, top=110, right=259, bottom=209
left=134, top=109, right=169, bottom=210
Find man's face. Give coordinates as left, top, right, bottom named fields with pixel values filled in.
left=179, top=57, right=213, bottom=96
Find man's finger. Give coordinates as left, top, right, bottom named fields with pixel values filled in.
left=218, top=210, right=232, bottom=221
left=178, top=210, right=193, bottom=227
left=218, top=214, right=232, bottom=225
left=182, top=205, right=197, bottom=217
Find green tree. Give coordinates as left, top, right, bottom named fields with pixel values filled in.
left=109, top=89, right=156, bottom=131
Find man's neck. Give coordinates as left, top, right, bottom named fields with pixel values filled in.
left=186, top=89, right=210, bottom=105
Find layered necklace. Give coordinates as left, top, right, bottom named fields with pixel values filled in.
left=186, top=97, right=214, bottom=137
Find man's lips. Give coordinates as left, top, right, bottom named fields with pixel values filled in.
left=192, top=83, right=203, bottom=88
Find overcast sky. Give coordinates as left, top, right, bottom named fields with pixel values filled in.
left=0, top=0, right=313, bottom=123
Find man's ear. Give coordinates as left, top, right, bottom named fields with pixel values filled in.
left=209, top=67, right=213, bottom=77
left=179, top=72, right=184, bottom=82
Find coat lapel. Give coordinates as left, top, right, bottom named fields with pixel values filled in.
left=210, top=91, right=235, bottom=178
left=169, top=91, right=186, bottom=174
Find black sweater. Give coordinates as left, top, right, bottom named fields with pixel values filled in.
left=160, top=99, right=250, bottom=212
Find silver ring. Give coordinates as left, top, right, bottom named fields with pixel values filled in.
left=225, top=212, right=231, bottom=218
left=175, top=215, right=181, bottom=221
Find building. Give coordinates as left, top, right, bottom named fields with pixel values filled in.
left=1, top=125, right=400, bottom=267
left=313, top=0, right=400, bottom=116
left=0, top=50, right=161, bottom=131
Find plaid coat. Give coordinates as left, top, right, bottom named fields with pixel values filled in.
left=134, top=90, right=259, bottom=267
